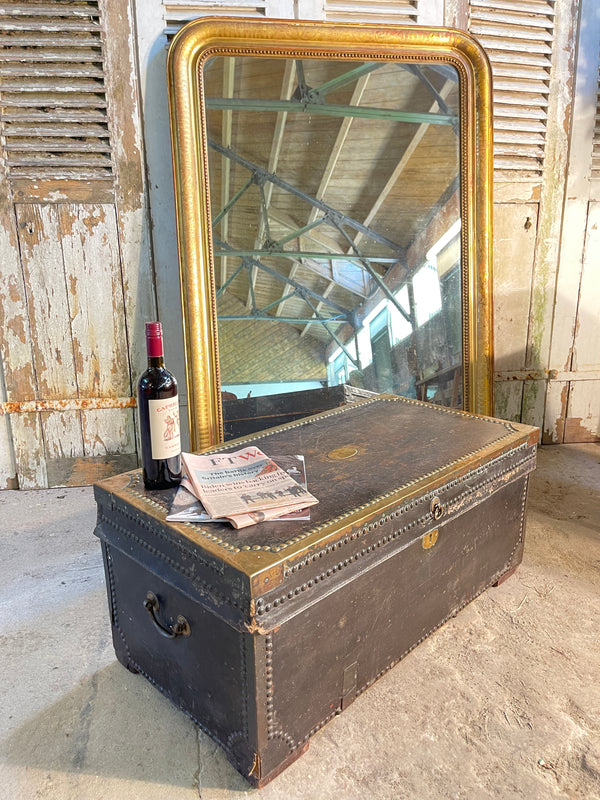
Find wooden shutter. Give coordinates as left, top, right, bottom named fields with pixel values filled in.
left=163, top=0, right=278, bottom=37
left=323, top=0, right=419, bottom=23
left=591, top=45, right=600, bottom=191
left=0, top=0, right=114, bottom=199
left=469, top=0, right=555, bottom=181
left=0, top=0, right=155, bottom=488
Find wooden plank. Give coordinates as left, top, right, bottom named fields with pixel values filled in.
left=56, top=202, right=135, bottom=483
left=15, top=204, right=77, bottom=398
left=10, top=412, right=48, bottom=488
left=546, top=0, right=599, bottom=438
left=14, top=202, right=85, bottom=481
left=0, top=362, right=17, bottom=488
left=102, top=0, right=157, bottom=384
left=0, top=177, right=22, bottom=487
left=542, top=379, right=568, bottom=444
left=58, top=203, right=130, bottom=397
left=492, top=203, right=538, bottom=372
left=521, top=379, right=547, bottom=435
left=564, top=380, right=600, bottom=442
left=493, top=379, right=523, bottom=423
left=572, top=201, right=600, bottom=370
left=524, top=0, right=578, bottom=381
left=0, top=180, right=49, bottom=486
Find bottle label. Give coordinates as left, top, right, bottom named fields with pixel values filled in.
left=148, top=396, right=181, bottom=459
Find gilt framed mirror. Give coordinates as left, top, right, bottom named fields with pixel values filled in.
left=167, top=18, right=493, bottom=452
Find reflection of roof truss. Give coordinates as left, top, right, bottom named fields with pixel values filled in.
left=205, top=61, right=459, bottom=126
left=210, top=139, right=405, bottom=258
left=210, top=60, right=459, bottom=355
left=206, top=96, right=457, bottom=125
left=215, top=240, right=361, bottom=367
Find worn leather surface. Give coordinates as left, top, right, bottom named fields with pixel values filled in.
left=133, top=396, right=520, bottom=552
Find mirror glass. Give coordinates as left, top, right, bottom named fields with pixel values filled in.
left=167, top=20, right=493, bottom=451
left=203, top=56, right=463, bottom=437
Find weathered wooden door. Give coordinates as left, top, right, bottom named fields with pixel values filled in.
left=467, top=0, right=598, bottom=442
left=545, top=0, right=600, bottom=442
left=0, top=0, right=155, bottom=488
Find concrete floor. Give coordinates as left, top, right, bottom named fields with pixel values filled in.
left=1, top=443, right=599, bottom=800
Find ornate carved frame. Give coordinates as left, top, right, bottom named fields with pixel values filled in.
left=167, top=17, right=494, bottom=451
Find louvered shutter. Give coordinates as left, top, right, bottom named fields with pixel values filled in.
left=469, top=0, right=555, bottom=181
left=0, top=0, right=114, bottom=194
left=0, top=0, right=154, bottom=488
left=163, top=1, right=271, bottom=36
left=323, top=0, right=419, bottom=24
left=591, top=48, right=600, bottom=192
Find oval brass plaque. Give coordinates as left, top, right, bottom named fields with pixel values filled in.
left=326, top=445, right=359, bottom=461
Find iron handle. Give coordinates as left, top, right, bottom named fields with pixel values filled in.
left=143, top=591, right=191, bottom=639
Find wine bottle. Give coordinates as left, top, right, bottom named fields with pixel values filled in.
left=137, top=321, right=182, bottom=489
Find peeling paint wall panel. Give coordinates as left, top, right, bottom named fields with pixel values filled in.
left=543, top=380, right=569, bottom=444
left=10, top=412, right=48, bottom=489
left=493, top=380, right=523, bottom=423
left=58, top=203, right=131, bottom=397
left=103, top=0, right=157, bottom=385
left=572, top=201, right=600, bottom=371
left=523, top=1, right=578, bottom=376
left=0, top=188, right=44, bottom=486
left=565, top=380, right=600, bottom=442
left=15, top=204, right=79, bottom=400
left=81, top=407, right=136, bottom=457
left=493, top=203, right=538, bottom=372
left=521, top=379, right=547, bottom=434
left=15, top=203, right=86, bottom=472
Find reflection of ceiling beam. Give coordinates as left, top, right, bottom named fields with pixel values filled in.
left=300, top=80, right=456, bottom=342
left=215, top=248, right=398, bottom=263
left=351, top=79, right=457, bottom=253
left=219, top=57, right=235, bottom=287
left=404, top=65, right=459, bottom=134
left=307, top=62, right=383, bottom=99
left=209, top=139, right=404, bottom=255
left=206, top=97, right=457, bottom=126
left=215, top=237, right=350, bottom=316
left=249, top=61, right=296, bottom=307
left=215, top=238, right=360, bottom=360
left=294, top=73, right=371, bottom=330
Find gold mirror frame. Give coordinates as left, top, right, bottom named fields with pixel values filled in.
left=167, top=17, right=493, bottom=452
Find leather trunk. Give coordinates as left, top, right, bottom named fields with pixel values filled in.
left=93, top=394, right=538, bottom=787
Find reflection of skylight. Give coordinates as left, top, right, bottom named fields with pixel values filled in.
left=307, top=258, right=370, bottom=297
left=413, top=262, right=442, bottom=326
left=390, top=284, right=413, bottom=343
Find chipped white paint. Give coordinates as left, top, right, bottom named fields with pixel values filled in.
left=82, top=408, right=136, bottom=457
left=566, top=380, right=600, bottom=442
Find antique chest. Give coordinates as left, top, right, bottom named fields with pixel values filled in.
left=93, top=395, right=538, bottom=787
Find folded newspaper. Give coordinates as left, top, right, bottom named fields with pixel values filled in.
left=167, top=448, right=318, bottom=529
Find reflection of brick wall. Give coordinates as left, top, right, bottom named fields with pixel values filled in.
left=217, top=293, right=327, bottom=384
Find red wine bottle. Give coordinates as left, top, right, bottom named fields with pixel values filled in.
left=137, top=322, right=182, bottom=489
